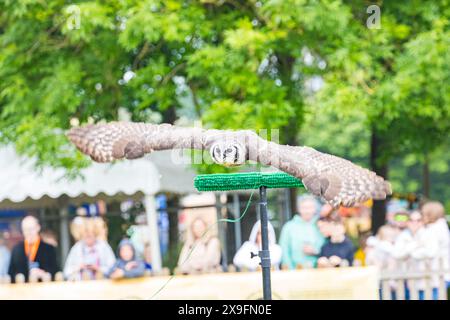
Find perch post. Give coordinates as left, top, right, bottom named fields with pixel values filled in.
left=194, top=172, right=304, bottom=300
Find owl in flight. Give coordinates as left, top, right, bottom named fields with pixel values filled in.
left=67, top=122, right=391, bottom=208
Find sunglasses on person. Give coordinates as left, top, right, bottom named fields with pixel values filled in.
left=394, top=215, right=409, bottom=222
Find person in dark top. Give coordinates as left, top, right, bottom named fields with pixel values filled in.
left=8, top=216, right=58, bottom=282
left=317, top=216, right=355, bottom=268
left=107, top=239, right=145, bottom=279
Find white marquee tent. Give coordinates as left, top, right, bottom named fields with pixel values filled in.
left=0, top=146, right=199, bottom=271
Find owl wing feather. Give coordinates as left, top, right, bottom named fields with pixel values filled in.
left=67, top=122, right=391, bottom=207
left=67, top=122, right=210, bottom=162
left=276, top=145, right=391, bottom=207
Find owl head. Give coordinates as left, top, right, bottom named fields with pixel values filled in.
left=209, top=140, right=246, bottom=167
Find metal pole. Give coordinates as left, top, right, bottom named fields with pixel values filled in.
left=259, top=186, right=272, bottom=300
left=59, top=207, right=70, bottom=265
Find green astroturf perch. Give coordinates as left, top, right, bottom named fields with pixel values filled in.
left=195, top=172, right=305, bottom=300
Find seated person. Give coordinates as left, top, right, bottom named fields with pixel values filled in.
left=233, top=221, right=282, bottom=271
left=317, top=216, right=333, bottom=239
left=365, top=224, right=397, bottom=269
left=317, top=216, right=355, bottom=268
left=64, top=217, right=116, bottom=281
left=279, top=195, right=325, bottom=269
left=9, top=216, right=58, bottom=282
left=177, top=217, right=221, bottom=274
left=107, top=239, right=145, bottom=279
left=392, top=211, right=439, bottom=300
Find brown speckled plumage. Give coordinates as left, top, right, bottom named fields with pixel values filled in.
left=67, top=122, right=392, bottom=208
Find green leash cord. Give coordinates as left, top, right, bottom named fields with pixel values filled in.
left=148, top=188, right=257, bottom=300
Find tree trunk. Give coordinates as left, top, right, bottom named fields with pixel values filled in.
left=370, top=129, right=388, bottom=235
left=277, top=53, right=300, bottom=218
left=162, top=105, right=177, bottom=124
left=423, top=153, right=430, bottom=198
left=288, top=188, right=297, bottom=218
left=284, top=125, right=300, bottom=217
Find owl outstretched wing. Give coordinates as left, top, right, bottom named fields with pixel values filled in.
left=67, top=121, right=217, bottom=162
left=67, top=121, right=391, bottom=207
left=275, top=145, right=391, bottom=207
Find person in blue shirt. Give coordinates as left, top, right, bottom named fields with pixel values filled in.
left=280, top=195, right=325, bottom=269
left=108, top=239, right=145, bottom=279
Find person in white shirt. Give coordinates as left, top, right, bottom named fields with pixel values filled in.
left=392, top=211, right=439, bottom=299
left=233, top=220, right=282, bottom=271
left=422, top=201, right=449, bottom=286
left=64, top=217, right=116, bottom=281
left=365, top=224, right=397, bottom=270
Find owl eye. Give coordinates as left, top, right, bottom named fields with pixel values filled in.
left=214, top=146, right=221, bottom=155
left=234, top=147, right=240, bottom=162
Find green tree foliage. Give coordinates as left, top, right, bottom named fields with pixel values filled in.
left=303, top=1, right=450, bottom=211
left=310, top=1, right=449, bottom=163
left=0, top=1, right=353, bottom=164
left=0, top=0, right=449, bottom=207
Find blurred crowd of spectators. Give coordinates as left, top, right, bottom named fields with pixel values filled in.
left=0, top=196, right=448, bottom=300
left=0, top=216, right=153, bottom=283
left=363, top=202, right=449, bottom=299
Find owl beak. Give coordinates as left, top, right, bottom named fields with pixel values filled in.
left=222, top=162, right=240, bottom=167
left=222, top=148, right=237, bottom=167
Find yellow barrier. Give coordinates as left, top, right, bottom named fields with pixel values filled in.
left=0, top=267, right=379, bottom=300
